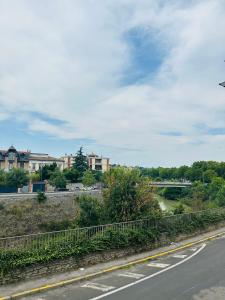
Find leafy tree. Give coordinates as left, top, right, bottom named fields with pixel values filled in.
left=0, top=170, right=6, bottom=186
left=29, top=172, right=40, bottom=183
left=40, top=163, right=58, bottom=180
left=216, top=185, right=225, bottom=207
left=5, top=168, right=29, bottom=188
left=73, top=147, right=88, bottom=180
left=76, top=194, right=104, bottom=227
left=49, top=171, right=67, bottom=189
left=162, top=187, right=183, bottom=200
left=207, top=177, right=224, bottom=201
left=92, top=170, right=103, bottom=182
left=63, top=168, right=79, bottom=183
left=82, top=170, right=96, bottom=187
left=203, top=169, right=217, bottom=183
left=103, top=167, right=161, bottom=222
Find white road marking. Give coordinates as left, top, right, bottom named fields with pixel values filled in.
left=172, top=254, right=187, bottom=259
left=190, top=247, right=197, bottom=252
left=147, top=262, right=170, bottom=268
left=118, top=272, right=144, bottom=279
left=87, top=243, right=206, bottom=300
left=82, top=282, right=115, bottom=292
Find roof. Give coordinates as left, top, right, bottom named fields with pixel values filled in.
left=29, top=156, right=64, bottom=162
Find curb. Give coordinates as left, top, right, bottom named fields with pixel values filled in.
left=1, top=230, right=224, bottom=300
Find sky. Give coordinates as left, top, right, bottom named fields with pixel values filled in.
left=0, top=0, right=225, bottom=167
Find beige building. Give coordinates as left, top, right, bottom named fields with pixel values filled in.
left=0, top=146, right=64, bottom=173
left=61, top=154, right=75, bottom=169
left=29, top=153, right=64, bottom=172
left=61, top=153, right=110, bottom=173
left=0, top=146, right=30, bottom=171
left=87, top=153, right=110, bottom=173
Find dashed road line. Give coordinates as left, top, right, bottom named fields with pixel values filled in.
left=147, top=262, right=170, bottom=268
left=118, top=272, right=144, bottom=279
left=87, top=243, right=206, bottom=300
left=172, top=254, right=188, bottom=259
left=82, top=282, right=115, bottom=292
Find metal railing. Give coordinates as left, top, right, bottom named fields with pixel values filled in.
left=0, top=207, right=225, bottom=253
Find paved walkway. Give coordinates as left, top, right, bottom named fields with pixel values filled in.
left=1, top=227, right=225, bottom=298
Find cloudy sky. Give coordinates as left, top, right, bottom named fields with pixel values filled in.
left=0, top=0, right=225, bottom=167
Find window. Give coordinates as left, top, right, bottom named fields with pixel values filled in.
left=9, top=162, right=13, bottom=170
left=20, top=162, right=25, bottom=169
left=95, top=159, right=102, bottom=164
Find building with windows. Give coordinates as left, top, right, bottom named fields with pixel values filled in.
left=0, top=146, right=30, bottom=171
left=0, top=146, right=64, bottom=173
left=87, top=153, right=110, bottom=173
left=61, top=153, right=110, bottom=173
left=60, top=154, right=75, bottom=169
left=29, top=153, right=64, bottom=172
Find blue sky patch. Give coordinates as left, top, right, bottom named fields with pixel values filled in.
left=121, top=27, right=166, bottom=85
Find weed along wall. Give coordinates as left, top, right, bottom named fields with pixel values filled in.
left=1, top=208, right=225, bottom=285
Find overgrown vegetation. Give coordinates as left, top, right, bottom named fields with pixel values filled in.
left=36, top=191, right=47, bottom=204
left=1, top=208, right=225, bottom=276
left=138, top=161, right=225, bottom=210
left=76, top=167, right=161, bottom=226
left=0, top=169, right=29, bottom=189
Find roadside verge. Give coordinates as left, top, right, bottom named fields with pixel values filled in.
left=1, top=226, right=225, bottom=300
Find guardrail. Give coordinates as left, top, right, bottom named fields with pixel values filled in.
left=0, top=208, right=224, bottom=252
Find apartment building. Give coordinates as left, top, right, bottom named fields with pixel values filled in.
left=61, top=153, right=110, bottom=173
left=87, top=153, right=110, bottom=173
left=0, top=146, right=64, bottom=172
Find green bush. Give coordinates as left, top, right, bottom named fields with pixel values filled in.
left=36, top=192, right=47, bottom=204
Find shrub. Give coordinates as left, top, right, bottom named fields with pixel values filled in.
left=36, top=191, right=47, bottom=204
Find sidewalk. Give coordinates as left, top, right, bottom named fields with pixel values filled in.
left=1, top=226, right=225, bottom=299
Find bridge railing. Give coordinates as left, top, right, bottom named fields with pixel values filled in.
left=0, top=207, right=224, bottom=253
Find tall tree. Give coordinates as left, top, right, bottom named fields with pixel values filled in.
left=73, top=147, right=88, bottom=180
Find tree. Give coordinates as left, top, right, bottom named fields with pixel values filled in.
left=40, top=163, right=58, bottom=180
left=103, top=167, right=161, bottom=222
left=5, top=168, right=29, bottom=188
left=76, top=194, right=103, bottom=227
left=73, top=147, right=88, bottom=180
left=216, top=185, right=225, bottom=207
left=0, top=170, right=6, bottom=186
left=49, top=171, right=67, bottom=189
left=162, top=187, right=183, bottom=200
left=82, top=170, right=96, bottom=187
left=203, top=169, right=217, bottom=183
left=63, top=168, right=79, bottom=183
left=29, top=172, right=40, bottom=183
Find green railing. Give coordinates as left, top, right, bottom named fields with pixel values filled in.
left=0, top=208, right=225, bottom=253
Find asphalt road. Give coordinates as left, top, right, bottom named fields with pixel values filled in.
left=21, top=236, right=225, bottom=300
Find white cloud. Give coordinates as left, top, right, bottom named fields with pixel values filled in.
left=0, top=0, right=225, bottom=166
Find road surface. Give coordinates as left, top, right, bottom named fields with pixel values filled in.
left=19, top=235, right=225, bottom=300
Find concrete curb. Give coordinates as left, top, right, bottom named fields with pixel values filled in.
left=1, top=230, right=224, bottom=300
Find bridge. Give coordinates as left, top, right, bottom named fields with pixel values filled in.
left=149, top=181, right=192, bottom=188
